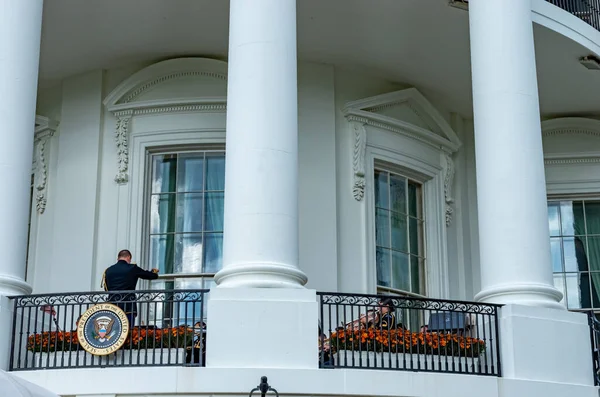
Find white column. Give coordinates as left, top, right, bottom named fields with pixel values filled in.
left=0, top=0, right=44, bottom=296
left=468, top=0, right=562, bottom=308
left=215, top=0, right=307, bottom=288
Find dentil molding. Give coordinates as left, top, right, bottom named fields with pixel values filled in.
left=103, top=58, right=228, bottom=185
left=343, top=88, right=461, bottom=226
left=32, top=116, right=59, bottom=214
left=541, top=117, right=600, bottom=166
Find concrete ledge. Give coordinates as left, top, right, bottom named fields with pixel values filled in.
left=13, top=367, right=500, bottom=397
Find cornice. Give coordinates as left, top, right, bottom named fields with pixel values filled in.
left=122, top=71, right=226, bottom=104
left=104, top=57, right=229, bottom=185
left=344, top=88, right=459, bottom=227
left=545, top=156, right=600, bottom=165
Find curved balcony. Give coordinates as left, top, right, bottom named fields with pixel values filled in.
left=452, top=0, right=600, bottom=31
left=547, top=0, right=600, bottom=30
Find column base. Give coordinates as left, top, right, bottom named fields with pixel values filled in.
left=499, top=304, right=594, bottom=386
left=475, top=282, right=564, bottom=310
left=205, top=288, right=318, bottom=369
left=214, top=263, right=308, bottom=288
left=0, top=274, right=32, bottom=296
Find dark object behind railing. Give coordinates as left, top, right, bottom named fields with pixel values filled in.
left=588, top=312, right=600, bottom=385
left=9, top=289, right=208, bottom=370
left=317, top=292, right=501, bottom=376
left=546, top=0, right=600, bottom=30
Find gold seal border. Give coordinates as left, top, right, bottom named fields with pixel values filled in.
left=76, top=303, right=130, bottom=356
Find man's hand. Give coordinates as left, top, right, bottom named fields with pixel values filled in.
left=151, top=268, right=159, bottom=274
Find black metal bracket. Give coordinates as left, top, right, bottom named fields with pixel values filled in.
left=249, top=376, right=279, bottom=397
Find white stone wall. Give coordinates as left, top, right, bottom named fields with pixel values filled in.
left=29, top=58, right=600, bottom=303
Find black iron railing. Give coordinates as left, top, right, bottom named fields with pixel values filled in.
left=317, top=292, right=501, bottom=376
left=450, top=1, right=600, bottom=32
left=9, top=289, right=208, bottom=370
left=589, top=312, right=600, bottom=385
left=548, top=0, right=600, bottom=31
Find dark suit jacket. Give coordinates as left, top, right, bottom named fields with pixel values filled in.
left=102, top=260, right=159, bottom=314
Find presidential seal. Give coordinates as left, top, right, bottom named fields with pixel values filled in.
left=77, top=303, right=130, bottom=356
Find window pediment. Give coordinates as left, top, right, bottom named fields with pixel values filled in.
left=542, top=117, right=600, bottom=164
left=104, top=57, right=228, bottom=113
left=343, top=88, right=461, bottom=154
left=103, top=57, right=228, bottom=184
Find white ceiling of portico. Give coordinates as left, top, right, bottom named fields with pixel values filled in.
left=38, top=0, right=600, bottom=118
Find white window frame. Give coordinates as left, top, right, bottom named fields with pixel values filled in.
left=365, top=143, right=448, bottom=298
left=141, top=145, right=226, bottom=282
left=343, top=88, right=461, bottom=299
left=102, top=57, right=229, bottom=287
left=371, top=162, right=427, bottom=297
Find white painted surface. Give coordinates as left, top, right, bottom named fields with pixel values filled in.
left=0, top=0, right=43, bottom=296
left=13, top=364, right=599, bottom=397
left=206, top=288, right=317, bottom=368
left=47, top=72, right=104, bottom=293
left=499, top=304, right=594, bottom=386
left=215, top=0, right=306, bottom=288
left=468, top=0, right=562, bottom=308
left=532, top=0, right=600, bottom=57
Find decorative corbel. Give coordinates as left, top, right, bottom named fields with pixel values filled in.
left=352, top=121, right=368, bottom=201
left=32, top=116, right=59, bottom=214
left=114, top=111, right=133, bottom=184
left=443, top=154, right=455, bottom=227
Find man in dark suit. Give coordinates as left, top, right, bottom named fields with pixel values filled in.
left=101, top=249, right=159, bottom=328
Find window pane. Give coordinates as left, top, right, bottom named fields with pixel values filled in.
left=391, top=212, right=408, bottom=252
left=586, top=202, right=600, bottom=235
left=205, top=192, right=224, bottom=232
left=375, top=209, right=390, bottom=247
left=150, top=234, right=175, bottom=274
left=389, top=175, right=407, bottom=214
left=553, top=274, right=566, bottom=306
left=203, top=233, right=223, bottom=273
left=565, top=273, right=581, bottom=309
left=391, top=251, right=409, bottom=291
left=374, top=171, right=389, bottom=209
left=206, top=153, right=225, bottom=191
left=563, top=237, right=587, bottom=272
left=589, top=237, right=600, bottom=271
left=177, top=154, right=204, bottom=192
left=376, top=247, right=391, bottom=287
left=548, top=202, right=560, bottom=237
left=152, top=155, right=177, bottom=193
left=174, top=278, right=205, bottom=324
left=174, top=234, right=203, bottom=274
left=410, top=255, right=422, bottom=294
left=150, top=194, right=176, bottom=234
left=550, top=237, right=563, bottom=272
left=176, top=193, right=203, bottom=233
left=409, top=217, right=419, bottom=255
left=408, top=182, right=420, bottom=218
left=560, top=201, right=585, bottom=236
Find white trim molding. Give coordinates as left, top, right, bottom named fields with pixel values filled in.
left=542, top=117, right=600, bottom=195
left=344, top=88, right=460, bottom=299
left=32, top=115, right=59, bottom=214
left=103, top=58, right=228, bottom=184
left=343, top=88, right=461, bottom=226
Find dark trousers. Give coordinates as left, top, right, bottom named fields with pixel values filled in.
left=186, top=348, right=206, bottom=366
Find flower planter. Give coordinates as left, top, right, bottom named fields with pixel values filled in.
left=24, top=348, right=186, bottom=369
left=334, top=350, right=481, bottom=372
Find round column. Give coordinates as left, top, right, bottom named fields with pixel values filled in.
left=468, top=0, right=562, bottom=308
left=0, top=0, right=44, bottom=296
left=215, top=0, right=307, bottom=288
